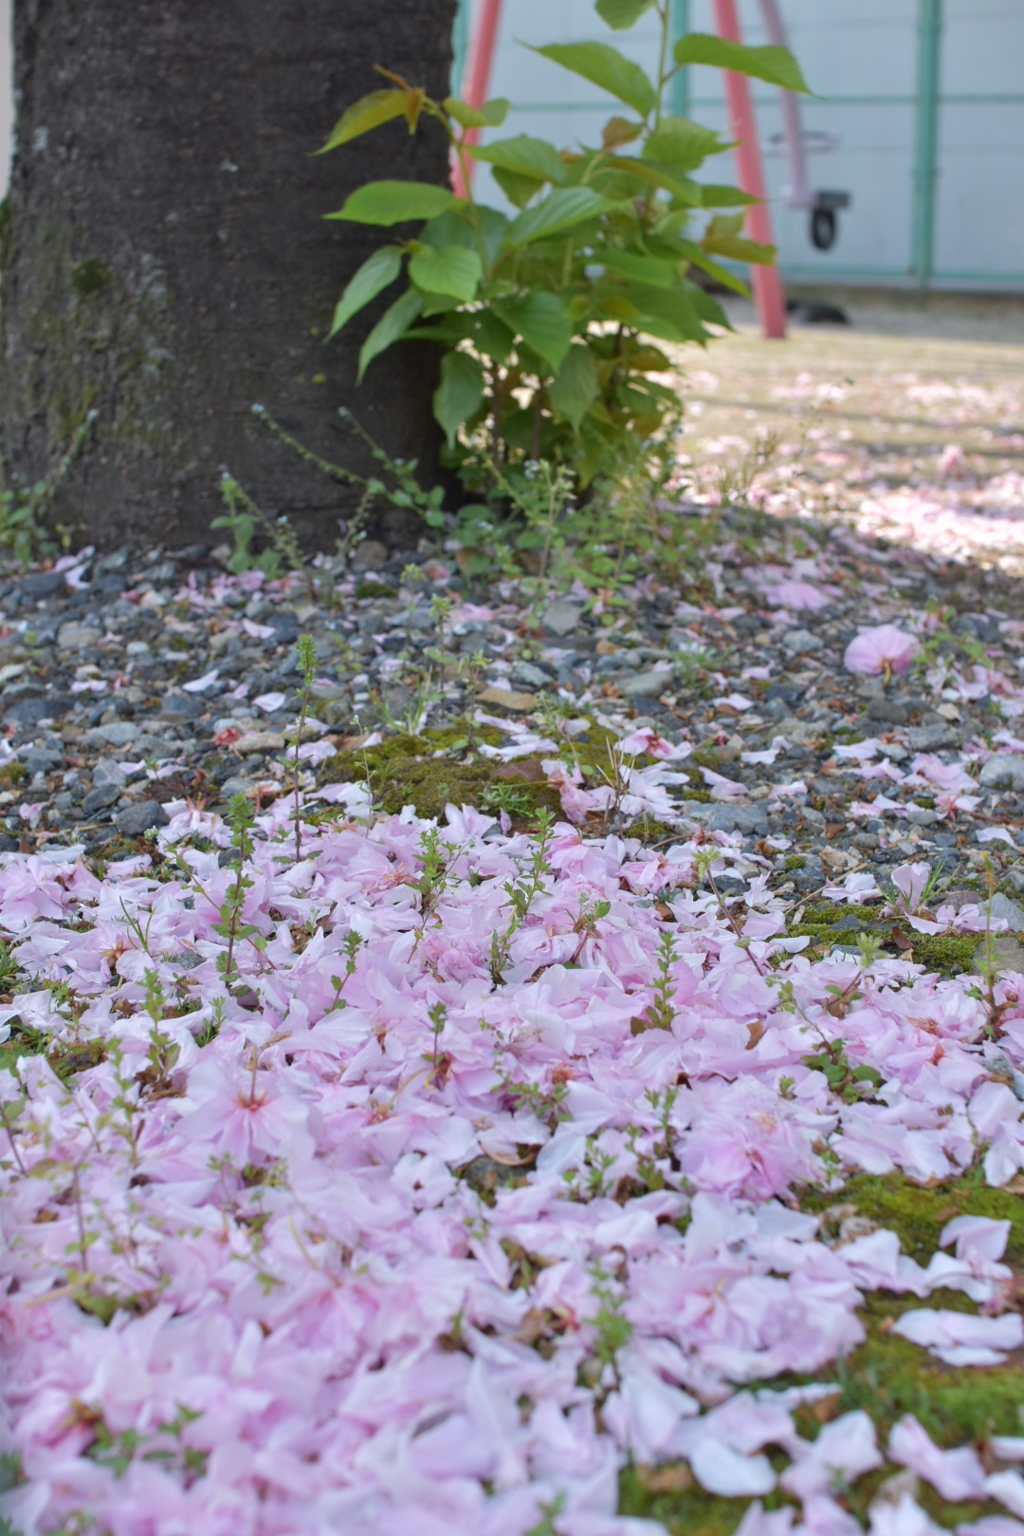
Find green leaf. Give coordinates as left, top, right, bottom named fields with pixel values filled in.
left=689, top=284, right=731, bottom=329
left=673, top=33, right=811, bottom=93
left=471, top=310, right=516, bottom=364
left=318, top=91, right=407, bottom=153
left=494, top=290, right=574, bottom=371
left=444, top=96, right=511, bottom=129
left=703, top=214, right=775, bottom=264
left=327, top=245, right=403, bottom=339
left=433, top=352, right=485, bottom=447
left=471, top=134, right=567, bottom=186
left=548, top=344, right=599, bottom=428
left=422, top=205, right=509, bottom=264
left=408, top=244, right=482, bottom=301
left=599, top=250, right=677, bottom=287
left=327, top=181, right=458, bottom=226
left=643, top=116, right=728, bottom=171
left=596, top=0, right=654, bottom=28
left=357, top=288, right=424, bottom=380
left=492, top=167, right=547, bottom=209
left=401, top=318, right=473, bottom=347
left=532, top=42, right=656, bottom=118
left=602, top=155, right=702, bottom=204
left=699, top=183, right=759, bottom=207
left=618, top=282, right=707, bottom=343
left=419, top=209, right=477, bottom=252
left=705, top=233, right=776, bottom=264
left=505, top=186, right=614, bottom=245
left=677, top=240, right=750, bottom=296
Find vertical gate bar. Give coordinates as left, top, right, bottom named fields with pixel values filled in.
left=670, top=0, right=690, bottom=119
left=912, top=0, right=943, bottom=287
left=452, top=0, right=471, bottom=97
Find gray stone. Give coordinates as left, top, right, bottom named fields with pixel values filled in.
left=510, top=661, right=552, bottom=690
left=972, top=935, right=1024, bottom=977
left=310, top=679, right=347, bottom=702
left=907, top=724, right=959, bottom=751
left=708, top=804, right=767, bottom=835
left=220, top=775, right=257, bottom=797
left=865, top=697, right=909, bottom=725
left=160, top=693, right=202, bottom=721
left=82, top=782, right=122, bottom=815
left=980, top=753, right=1024, bottom=791
left=905, top=805, right=939, bottom=825
left=22, top=748, right=63, bottom=778
left=619, top=669, right=673, bottom=698
left=57, top=621, right=101, bottom=650
left=267, top=611, right=300, bottom=646
left=134, top=735, right=181, bottom=759
left=794, top=856, right=827, bottom=892
left=543, top=599, right=582, bottom=637
left=85, top=721, right=141, bottom=747
left=681, top=802, right=767, bottom=836
left=114, top=801, right=169, bottom=836
left=7, top=696, right=70, bottom=726
left=352, top=540, right=388, bottom=570
left=989, top=892, right=1024, bottom=931
left=2, top=680, right=44, bottom=702
left=19, top=571, right=65, bottom=599
left=93, top=758, right=127, bottom=788
left=782, top=627, right=823, bottom=655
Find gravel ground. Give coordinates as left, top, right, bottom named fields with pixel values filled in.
left=1, top=297, right=1023, bottom=926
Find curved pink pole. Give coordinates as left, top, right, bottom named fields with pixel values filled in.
left=451, top=0, right=504, bottom=198
left=712, top=0, right=787, bottom=338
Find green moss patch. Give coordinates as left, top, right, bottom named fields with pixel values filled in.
left=354, top=580, right=397, bottom=599
left=790, top=902, right=980, bottom=975
left=619, top=1466, right=751, bottom=1535
left=804, top=1169, right=1024, bottom=1269
left=319, top=728, right=560, bottom=824
left=909, top=931, right=979, bottom=975
left=70, top=258, right=111, bottom=297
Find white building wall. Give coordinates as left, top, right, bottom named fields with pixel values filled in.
left=460, top=0, right=1024, bottom=289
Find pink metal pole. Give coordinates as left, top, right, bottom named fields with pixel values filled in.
left=451, top=0, right=505, bottom=198
left=756, top=0, right=811, bottom=208
left=712, top=0, right=787, bottom=339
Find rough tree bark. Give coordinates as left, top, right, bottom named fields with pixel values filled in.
left=0, top=0, right=455, bottom=550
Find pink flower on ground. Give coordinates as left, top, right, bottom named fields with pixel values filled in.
left=702, top=767, right=747, bottom=802
left=890, top=862, right=932, bottom=915
left=617, top=726, right=690, bottom=761
left=844, top=624, right=920, bottom=678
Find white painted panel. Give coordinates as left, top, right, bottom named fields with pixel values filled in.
left=934, top=105, right=1024, bottom=277
left=941, top=0, right=1024, bottom=96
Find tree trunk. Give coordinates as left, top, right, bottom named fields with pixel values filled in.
left=0, top=0, right=455, bottom=552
